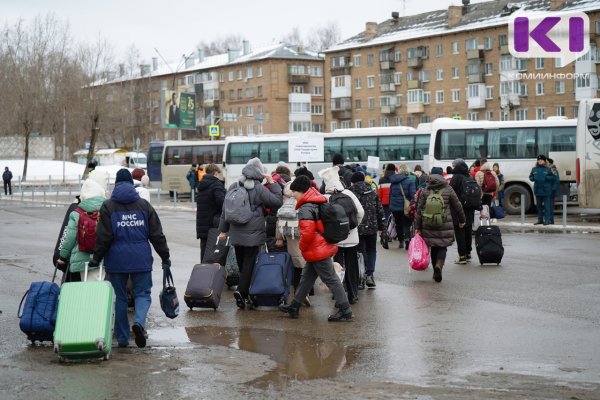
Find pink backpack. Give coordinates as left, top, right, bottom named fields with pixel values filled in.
left=408, top=233, right=430, bottom=271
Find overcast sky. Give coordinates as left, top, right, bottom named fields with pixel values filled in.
left=3, top=0, right=488, bottom=64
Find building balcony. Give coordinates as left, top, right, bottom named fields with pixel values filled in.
left=407, top=102, right=425, bottom=114
left=407, top=57, right=423, bottom=68
left=381, top=105, right=396, bottom=114
left=468, top=96, right=486, bottom=109
left=331, top=66, right=352, bottom=76
left=331, top=109, right=352, bottom=119
left=467, top=49, right=484, bottom=60
left=468, top=73, right=484, bottom=84
left=380, top=83, right=396, bottom=92
left=288, top=73, right=311, bottom=84
left=501, top=94, right=520, bottom=109
left=380, top=60, right=395, bottom=70
left=407, top=79, right=422, bottom=89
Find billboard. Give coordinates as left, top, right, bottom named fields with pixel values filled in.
left=162, top=89, right=196, bottom=130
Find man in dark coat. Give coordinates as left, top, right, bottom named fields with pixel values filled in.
left=196, top=163, right=226, bottom=261
left=449, top=160, right=477, bottom=264
left=529, top=155, right=554, bottom=225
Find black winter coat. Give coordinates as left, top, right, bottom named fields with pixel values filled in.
left=196, top=174, right=226, bottom=239
left=350, top=181, right=385, bottom=235
left=449, top=161, right=471, bottom=222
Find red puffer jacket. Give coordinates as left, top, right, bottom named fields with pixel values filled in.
left=296, top=188, right=338, bottom=262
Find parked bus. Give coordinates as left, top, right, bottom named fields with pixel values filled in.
left=222, top=127, right=429, bottom=186
left=161, top=140, right=225, bottom=196
left=427, top=117, right=577, bottom=214
left=576, top=99, right=600, bottom=209
left=146, top=141, right=164, bottom=185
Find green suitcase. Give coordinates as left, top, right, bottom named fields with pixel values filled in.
left=53, top=264, right=115, bottom=361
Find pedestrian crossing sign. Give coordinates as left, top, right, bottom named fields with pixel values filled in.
left=209, top=125, right=220, bottom=137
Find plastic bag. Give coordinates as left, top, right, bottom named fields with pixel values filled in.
left=408, top=233, right=430, bottom=271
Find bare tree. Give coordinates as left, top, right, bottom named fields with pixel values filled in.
left=307, top=22, right=341, bottom=52
left=280, top=26, right=304, bottom=46
left=197, top=34, right=246, bottom=56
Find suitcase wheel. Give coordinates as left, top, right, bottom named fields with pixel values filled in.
left=103, top=353, right=110, bottom=361
left=96, top=338, right=105, bottom=352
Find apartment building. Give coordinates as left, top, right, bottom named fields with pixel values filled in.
left=101, top=42, right=325, bottom=147
left=323, top=0, right=600, bottom=131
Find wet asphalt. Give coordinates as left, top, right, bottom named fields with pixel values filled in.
left=0, top=202, right=599, bottom=400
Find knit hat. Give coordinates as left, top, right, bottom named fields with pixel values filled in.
left=452, top=158, right=465, bottom=168
left=115, top=168, right=133, bottom=184
left=430, top=167, right=444, bottom=176
left=290, top=175, right=311, bottom=193
left=80, top=179, right=106, bottom=200
left=319, top=166, right=344, bottom=193
left=131, top=168, right=145, bottom=181
left=294, top=166, right=314, bottom=180
left=547, top=158, right=554, bottom=164
left=537, top=154, right=547, bottom=161
left=385, top=163, right=396, bottom=172
left=332, top=153, right=344, bottom=166
left=351, top=171, right=365, bottom=184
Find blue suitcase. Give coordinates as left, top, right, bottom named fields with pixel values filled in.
left=18, top=268, right=61, bottom=344
left=249, top=252, right=293, bottom=307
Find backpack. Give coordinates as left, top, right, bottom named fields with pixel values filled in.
left=276, top=198, right=299, bottom=239
left=223, top=182, right=253, bottom=225
left=422, top=189, right=447, bottom=228
left=75, top=208, right=100, bottom=253
left=398, top=182, right=411, bottom=217
left=329, top=191, right=358, bottom=229
left=319, top=202, right=350, bottom=244
left=461, top=177, right=482, bottom=210
left=482, top=170, right=497, bottom=193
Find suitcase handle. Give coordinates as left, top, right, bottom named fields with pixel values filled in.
left=83, top=261, right=104, bottom=282
left=163, top=266, right=175, bottom=289
left=17, top=290, right=29, bottom=319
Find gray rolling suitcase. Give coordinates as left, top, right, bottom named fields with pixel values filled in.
left=184, top=263, right=226, bottom=310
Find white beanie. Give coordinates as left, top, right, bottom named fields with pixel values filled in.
left=87, top=170, right=109, bottom=190
left=318, top=166, right=344, bottom=193
left=80, top=179, right=106, bottom=200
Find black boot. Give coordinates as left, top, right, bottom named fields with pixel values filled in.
left=433, top=260, right=443, bottom=283
left=279, top=300, right=301, bottom=319
left=328, top=305, right=353, bottom=322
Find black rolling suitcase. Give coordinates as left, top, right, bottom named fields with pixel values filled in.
left=202, top=228, right=229, bottom=265
left=475, top=219, right=504, bottom=265
left=184, top=263, right=226, bottom=310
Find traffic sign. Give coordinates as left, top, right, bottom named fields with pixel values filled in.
left=209, top=125, right=220, bottom=137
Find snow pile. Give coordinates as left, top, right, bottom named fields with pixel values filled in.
left=0, top=159, right=130, bottom=182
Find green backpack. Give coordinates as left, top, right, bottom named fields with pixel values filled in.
left=422, top=189, right=446, bottom=228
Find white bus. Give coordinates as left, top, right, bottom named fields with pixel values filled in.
left=576, top=99, right=600, bottom=209
left=222, top=127, right=430, bottom=186
left=161, top=140, right=225, bottom=196
left=427, top=117, right=577, bottom=214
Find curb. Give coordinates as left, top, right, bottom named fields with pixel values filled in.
left=495, top=221, right=600, bottom=233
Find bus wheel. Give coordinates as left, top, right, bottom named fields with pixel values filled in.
left=503, top=185, right=531, bottom=215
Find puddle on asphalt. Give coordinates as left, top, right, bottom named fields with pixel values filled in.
left=152, top=325, right=361, bottom=386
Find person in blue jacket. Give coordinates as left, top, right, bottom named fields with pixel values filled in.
left=89, top=169, right=171, bottom=348
left=389, top=166, right=416, bottom=249
left=528, top=155, right=554, bottom=225
left=547, top=158, right=560, bottom=224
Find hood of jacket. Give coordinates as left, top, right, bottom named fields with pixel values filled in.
left=111, top=181, right=140, bottom=204
left=296, top=187, right=327, bottom=208
left=197, top=174, right=222, bottom=192
left=240, top=157, right=265, bottom=189
left=389, top=173, right=410, bottom=184
left=453, top=161, right=469, bottom=176
left=80, top=178, right=106, bottom=201
left=427, top=174, right=448, bottom=190
left=480, top=162, right=493, bottom=171
left=319, top=166, right=345, bottom=193
left=351, top=180, right=374, bottom=195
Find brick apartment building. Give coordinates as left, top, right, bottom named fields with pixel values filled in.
left=323, top=0, right=600, bottom=131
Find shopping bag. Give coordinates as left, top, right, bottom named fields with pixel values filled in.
left=159, top=267, right=179, bottom=319
left=408, top=233, right=430, bottom=271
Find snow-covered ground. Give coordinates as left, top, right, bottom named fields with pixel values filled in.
left=0, top=159, right=129, bottom=183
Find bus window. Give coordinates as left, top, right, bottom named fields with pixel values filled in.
left=165, top=146, right=192, bottom=165
left=466, top=130, right=486, bottom=159
left=439, top=130, right=466, bottom=160
left=537, top=127, right=576, bottom=154
left=194, top=145, right=219, bottom=165
left=343, top=137, right=377, bottom=162
left=324, top=138, right=342, bottom=162
left=488, top=128, right=536, bottom=158
left=379, top=135, right=414, bottom=160
left=228, top=143, right=259, bottom=164
left=414, top=135, right=430, bottom=161
left=259, top=141, right=288, bottom=163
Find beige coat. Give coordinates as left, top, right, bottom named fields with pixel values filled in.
left=475, top=162, right=500, bottom=195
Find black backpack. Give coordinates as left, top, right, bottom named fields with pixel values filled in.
left=329, top=191, right=358, bottom=229
left=461, top=177, right=482, bottom=210
left=319, top=202, right=350, bottom=244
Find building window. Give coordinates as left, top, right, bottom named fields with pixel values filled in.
left=517, top=58, right=528, bottom=71
left=420, top=115, right=430, bottom=123
left=555, top=58, right=563, bottom=68
left=309, top=66, right=322, bottom=76
left=290, top=102, right=310, bottom=113
left=367, top=76, right=375, bottom=88
left=435, top=43, right=443, bottom=57
left=407, top=89, right=423, bottom=103
left=436, top=90, right=444, bottom=104
left=536, top=82, right=544, bottom=95
left=452, top=41, right=459, bottom=54
left=219, top=73, right=224, bottom=83
left=367, top=54, right=374, bottom=66
left=368, top=119, right=376, bottom=128
left=499, top=34, right=508, bottom=46
left=246, top=88, right=254, bottom=97
left=247, top=67, right=253, bottom=78
left=576, top=74, right=591, bottom=88
left=395, top=116, right=403, bottom=126
left=311, top=105, right=323, bottom=115
left=237, top=88, right=243, bottom=99
left=394, top=50, right=401, bottom=62
left=393, top=72, right=402, bottom=85
left=238, top=126, right=244, bottom=136
left=485, top=63, right=493, bottom=75
left=555, top=80, right=565, bottom=94
left=257, top=86, right=263, bottom=97
left=406, top=71, right=413, bottom=81
left=466, top=38, right=478, bottom=51
left=331, top=121, right=337, bottom=131
left=228, top=71, right=234, bottom=81
left=485, top=86, right=493, bottom=100
left=355, top=99, right=362, bottom=109
left=452, top=88, right=460, bottom=102
left=452, top=66, right=459, bottom=79
left=237, top=70, right=242, bottom=80
left=334, top=76, right=346, bottom=87
left=313, top=86, right=324, bottom=95
left=229, top=89, right=234, bottom=100
left=535, top=58, right=544, bottom=69
left=501, top=111, right=509, bottom=121
left=556, top=105, right=565, bottom=116
left=485, top=111, right=494, bottom=120
left=381, top=117, right=389, bottom=127
left=484, top=36, right=493, bottom=50
left=536, top=107, right=545, bottom=120
left=313, top=123, right=323, bottom=132
left=257, top=66, right=263, bottom=77
left=368, top=97, right=375, bottom=109
left=419, top=70, right=430, bottom=82
left=247, top=124, right=254, bottom=135
left=515, top=109, right=528, bottom=120
left=355, top=120, right=362, bottom=128
left=423, top=91, right=431, bottom=105
left=396, top=94, right=403, bottom=106
left=436, top=68, right=443, bottom=80
left=468, top=84, right=480, bottom=98
left=519, top=82, right=528, bottom=96
left=468, top=112, right=479, bottom=121
left=354, top=55, right=361, bottom=67
left=354, top=78, right=362, bottom=89
left=341, top=121, right=351, bottom=129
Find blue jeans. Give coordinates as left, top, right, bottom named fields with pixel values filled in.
left=109, top=271, right=152, bottom=345
left=358, top=234, right=377, bottom=276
